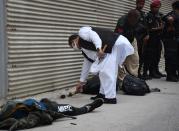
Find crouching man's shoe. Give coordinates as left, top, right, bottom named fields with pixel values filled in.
left=90, top=93, right=105, bottom=100
left=103, top=98, right=117, bottom=104
left=85, top=98, right=104, bottom=112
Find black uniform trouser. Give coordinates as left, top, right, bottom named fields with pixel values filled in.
left=177, top=38, right=179, bottom=75
left=137, top=41, right=144, bottom=75
left=143, top=35, right=162, bottom=74
left=152, top=36, right=162, bottom=73
left=163, top=38, right=178, bottom=77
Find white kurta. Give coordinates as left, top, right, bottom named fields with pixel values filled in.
left=79, top=26, right=134, bottom=98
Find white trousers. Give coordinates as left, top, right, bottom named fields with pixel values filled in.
left=90, top=35, right=134, bottom=98
left=98, top=48, right=118, bottom=98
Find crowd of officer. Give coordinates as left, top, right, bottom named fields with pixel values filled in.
left=115, top=0, right=179, bottom=82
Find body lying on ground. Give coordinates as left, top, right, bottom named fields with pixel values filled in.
left=0, top=98, right=103, bottom=131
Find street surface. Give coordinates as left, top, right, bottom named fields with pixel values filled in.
left=4, top=78, right=179, bottom=131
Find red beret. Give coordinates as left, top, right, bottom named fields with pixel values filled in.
left=151, top=0, right=161, bottom=8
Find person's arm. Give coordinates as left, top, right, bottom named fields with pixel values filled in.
left=80, top=58, right=92, bottom=82
left=75, top=57, right=92, bottom=92
left=135, top=24, right=148, bottom=42
left=150, top=24, right=163, bottom=32
left=78, top=26, right=102, bottom=49
left=150, top=19, right=164, bottom=32
left=140, top=26, right=149, bottom=45
left=150, top=14, right=164, bottom=32
left=78, top=26, right=104, bottom=58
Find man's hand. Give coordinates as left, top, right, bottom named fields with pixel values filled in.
left=75, top=81, right=86, bottom=93
left=97, top=48, right=105, bottom=59
left=159, top=23, right=164, bottom=31
left=151, top=23, right=163, bottom=32
left=97, top=45, right=107, bottom=59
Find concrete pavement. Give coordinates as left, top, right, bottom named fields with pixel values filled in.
left=11, top=78, right=179, bottom=131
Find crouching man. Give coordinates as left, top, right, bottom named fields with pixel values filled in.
left=68, top=26, right=134, bottom=104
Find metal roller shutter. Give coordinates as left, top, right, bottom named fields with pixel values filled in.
left=6, top=0, right=171, bottom=98
left=7, top=0, right=88, bottom=98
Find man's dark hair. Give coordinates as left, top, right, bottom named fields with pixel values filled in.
left=127, top=9, right=140, bottom=23
left=68, top=34, right=78, bottom=47
left=127, top=9, right=140, bottom=19
left=136, top=0, right=145, bottom=4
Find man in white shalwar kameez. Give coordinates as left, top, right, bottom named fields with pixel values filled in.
left=68, top=26, right=134, bottom=104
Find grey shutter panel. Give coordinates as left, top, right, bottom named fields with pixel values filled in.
left=6, top=0, right=171, bottom=98
left=7, top=0, right=86, bottom=98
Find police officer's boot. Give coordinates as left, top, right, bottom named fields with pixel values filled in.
left=156, top=67, right=166, bottom=77
left=166, top=75, right=178, bottom=82
left=141, top=65, right=152, bottom=80
left=142, top=72, right=152, bottom=80
left=166, top=70, right=178, bottom=82
left=149, top=68, right=161, bottom=79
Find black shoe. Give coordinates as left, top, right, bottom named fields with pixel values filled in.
left=85, top=98, right=104, bottom=112
left=157, top=72, right=166, bottom=77
left=149, top=72, right=161, bottom=79
left=103, top=98, right=117, bottom=104
left=90, top=93, right=105, bottom=100
left=166, top=76, right=179, bottom=82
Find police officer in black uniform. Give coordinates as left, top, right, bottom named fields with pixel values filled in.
left=173, top=0, right=179, bottom=80
left=135, top=0, right=151, bottom=79
left=162, top=0, right=179, bottom=82
left=144, top=0, right=166, bottom=79
left=114, top=9, right=148, bottom=78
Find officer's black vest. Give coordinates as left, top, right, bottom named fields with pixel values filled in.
left=138, top=10, right=147, bottom=26
left=79, top=27, right=120, bottom=53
